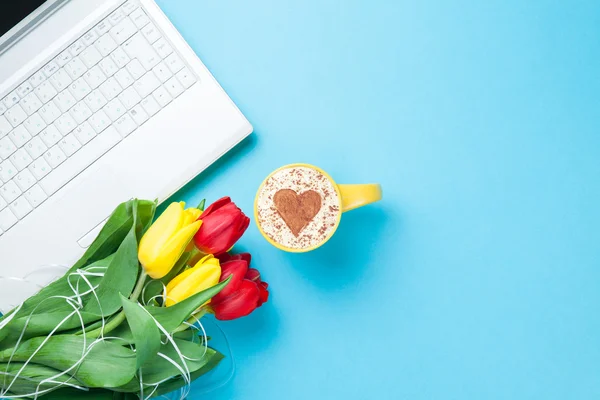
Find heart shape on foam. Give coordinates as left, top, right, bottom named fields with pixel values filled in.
left=273, top=189, right=322, bottom=236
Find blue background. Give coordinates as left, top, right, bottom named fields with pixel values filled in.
left=156, top=0, right=600, bottom=399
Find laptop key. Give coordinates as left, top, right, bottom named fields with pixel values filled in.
left=141, top=23, right=161, bottom=44
left=3, top=91, right=20, bottom=109
left=24, top=184, right=48, bottom=208
left=29, top=70, right=46, bottom=88
left=73, top=121, right=97, bottom=145
left=43, top=146, right=67, bottom=168
left=14, top=169, right=36, bottom=191
left=115, top=114, right=137, bottom=137
left=9, top=126, right=31, bottom=148
left=95, top=20, right=111, bottom=37
left=130, top=8, right=150, bottom=29
left=23, top=113, right=46, bottom=136
left=55, top=49, right=72, bottom=67
left=43, top=61, right=59, bottom=78
left=0, top=116, right=10, bottom=138
left=108, top=9, right=126, bottom=25
left=39, top=102, right=62, bottom=124
left=1, top=181, right=21, bottom=203
left=123, top=33, right=160, bottom=70
left=29, top=158, right=52, bottom=180
left=35, top=81, right=58, bottom=104
left=80, top=46, right=103, bottom=69
left=5, top=105, right=27, bottom=127
left=176, top=68, right=197, bottom=89
left=140, top=95, right=159, bottom=116
left=84, top=66, right=108, bottom=90
left=0, top=160, right=17, bottom=183
left=0, top=138, right=17, bottom=160
left=0, top=208, right=18, bottom=231
left=121, top=1, right=139, bottom=16
left=129, top=104, right=148, bottom=125
left=39, top=125, right=62, bottom=147
left=165, top=77, right=184, bottom=98
left=96, top=34, right=118, bottom=57
left=9, top=197, right=33, bottom=219
left=65, top=57, right=88, bottom=80
left=153, top=38, right=173, bottom=59
left=152, top=86, right=171, bottom=107
left=110, top=17, right=137, bottom=45
left=10, top=149, right=33, bottom=171
left=134, top=72, right=160, bottom=98
left=24, top=137, right=48, bottom=160
left=111, top=47, right=130, bottom=69
left=82, top=29, right=99, bottom=46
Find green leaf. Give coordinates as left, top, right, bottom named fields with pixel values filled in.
left=68, top=199, right=156, bottom=275
left=68, top=202, right=133, bottom=274
left=108, top=320, right=134, bottom=345
left=120, top=295, right=160, bottom=368
left=0, top=261, right=111, bottom=347
left=197, top=199, right=206, bottom=212
left=114, top=340, right=222, bottom=392
left=135, top=199, right=157, bottom=241
left=40, top=387, right=138, bottom=400
left=84, top=200, right=143, bottom=317
left=146, top=278, right=230, bottom=333
left=3, top=311, right=101, bottom=341
left=173, top=330, right=210, bottom=343
left=10, top=257, right=112, bottom=320
left=0, top=335, right=137, bottom=388
left=153, top=349, right=224, bottom=397
left=111, top=278, right=229, bottom=346
left=0, top=362, right=84, bottom=397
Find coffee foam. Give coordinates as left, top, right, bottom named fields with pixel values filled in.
left=256, top=167, right=341, bottom=249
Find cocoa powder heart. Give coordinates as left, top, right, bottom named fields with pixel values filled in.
left=273, top=189, right=322, bottom=237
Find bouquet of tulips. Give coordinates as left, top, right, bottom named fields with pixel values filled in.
left=0, top=197, right=268, bottom=399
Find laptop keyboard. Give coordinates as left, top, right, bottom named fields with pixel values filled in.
left=0, top=0, right=197, bottom=235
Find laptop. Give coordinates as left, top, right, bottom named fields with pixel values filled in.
left=0, top=0, right=252, bottom=302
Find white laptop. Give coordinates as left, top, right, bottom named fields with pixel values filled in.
left=0, top=0, right=252, bottom=298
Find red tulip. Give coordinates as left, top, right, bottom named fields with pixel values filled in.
left=243, top=267, right=269, bottom=305
left=212, top=280, right=261, bottom=321
left=194, top=197, right=250, bottom=255
left=211, top=253, right=269, bottom=320
left=217, top=252, right=251, bottom=265
left=211, top=259, right=249, bottom=304
left=244, top=267, right=261, bottom=282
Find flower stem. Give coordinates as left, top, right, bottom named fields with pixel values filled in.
left=172, top=308, right=209, bottom=334
left=188, top=246, right=208, bottom=266
left=84, top=271, right=147, bottom=339
left=130, top=270, right=147, bottom=301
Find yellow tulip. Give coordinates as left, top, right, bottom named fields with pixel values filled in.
left=165, top=254, right=222, bottom=307
left=139, top=202, right=202, bottom=279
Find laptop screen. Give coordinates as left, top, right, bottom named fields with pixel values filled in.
left=0, top=0, right=47, bottom=38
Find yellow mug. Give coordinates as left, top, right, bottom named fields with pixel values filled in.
left=254, top=163, right=382, bottom=253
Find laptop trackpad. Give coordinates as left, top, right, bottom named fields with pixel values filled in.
left=55, top=165, right=133, bottom=246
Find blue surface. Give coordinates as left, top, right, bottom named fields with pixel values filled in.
left=156, top=1, right=600, bottom=399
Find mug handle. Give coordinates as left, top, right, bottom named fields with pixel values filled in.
left=337, top=184, right=382, bottom=212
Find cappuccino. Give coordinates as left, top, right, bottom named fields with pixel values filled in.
left=256, top=166, right=341, bottom=250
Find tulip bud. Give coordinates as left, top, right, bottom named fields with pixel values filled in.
left=165, top=255, right=222, bottom=307
left=217, top=252, right=251, bottom=265
left=244, top=268, right=261, bottom=282
left=211, top=259, right=249, bottom=304
left=211, top=254, right=270, bottom=320
left=212, top=280, right=261, bottom=321
left=139, top=202, right=202, bottom=279
left=194, top=197, right=250, bottom=255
